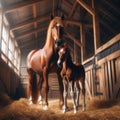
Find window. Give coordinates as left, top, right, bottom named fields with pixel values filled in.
left=0, top=13, right=21, bottom=75
left=1, top=25, right=8, bottom=62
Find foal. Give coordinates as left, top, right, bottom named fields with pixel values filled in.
left=57, top=44, right=86, bottom=113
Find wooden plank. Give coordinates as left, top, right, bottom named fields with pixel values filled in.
left=107, top=60, right=113, bottom=99
left=10, top=15, right=49, bottom=31
left=92, top=0, right=100, bottom=52
left=98, top=50, right=120, bottom=65
left=3, top=0, right=45, bottom=14
left=68, top=1, right=77, bottom=18
left=76, top=0, right=95, bottom=16
left=15, top=26, right=47, bottom=40
left=104, top=62, right=109, bottom=100
left=96, top=33, right=120, bottom=53
left=82, top=56, right=94, bottom=65
left=64, top=32, right=82, bottom=47
left=80, top=24, right=86, bottom=63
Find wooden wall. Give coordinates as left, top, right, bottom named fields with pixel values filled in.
left=84, top=34, right=120, bottom=100
left=0, top=57, right=20, bottom=99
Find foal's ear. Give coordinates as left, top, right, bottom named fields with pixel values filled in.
left=50, top=14, right=54, bottom=20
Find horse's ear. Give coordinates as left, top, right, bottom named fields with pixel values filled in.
left=50, top=14, right=54, bottom=20
left=61, top=14, right=64, bottom=20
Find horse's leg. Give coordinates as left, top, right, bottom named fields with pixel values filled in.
left=27, top=69, right=38, bottom=104
left=62, top=76, right=68, bottom=113
left=57, top=69, right=64, bottom=109
left=43, top=67, right=49, bottom=110
left=37, top=74, right=43, bottom=105
left=70, top=81, right=77, bottom=114
left=80, top=79, right=86, bottom=111
left=75, top=81, right=80, bottom=109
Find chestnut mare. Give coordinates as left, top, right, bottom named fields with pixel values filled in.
left=57, top=44, right=86, bottom=113
left=27, top=16, right=64, bottom=110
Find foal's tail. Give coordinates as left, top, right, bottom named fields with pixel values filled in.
left=27, top=68, right=39, bottom=104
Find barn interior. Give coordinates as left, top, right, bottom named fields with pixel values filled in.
left=0, top=0, right=120, bottom=119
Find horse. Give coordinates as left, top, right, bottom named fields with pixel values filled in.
left=57, top=44, right=86, bottom=113
left=27, top=15, right=65, bottom=110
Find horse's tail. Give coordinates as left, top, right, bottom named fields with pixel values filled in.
left=27, top=68, right=39, bottom=104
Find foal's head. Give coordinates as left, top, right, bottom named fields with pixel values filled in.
left=57, top=43, right=70, bottom=67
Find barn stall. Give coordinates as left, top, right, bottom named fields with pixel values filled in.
left=0, top=0, right=120, bottom=120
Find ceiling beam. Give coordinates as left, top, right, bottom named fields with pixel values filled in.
left=33, top=4, right=37, bottom=38
left=64, top=31, right=82, bottom=47
left=10, top=15, right=49, bottom=31
left=98, top=7, right=120, bottom=26
left=3, top=0, right=45, bottom=14
left=15, top=26, right=47, bottom=40
left=76, top=0, right=95, bottom=16
left=68, top=1, right=77, bottom=18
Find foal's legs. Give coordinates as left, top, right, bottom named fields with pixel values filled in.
left=75, top=81, right=80, bottom=109
left=69, top=81, right=77, bottom=114
left=62, top=76, right=68, bottom=113
left=57, top=69, right=64, bottom=109
left=79, top=79, right=86, bottom=111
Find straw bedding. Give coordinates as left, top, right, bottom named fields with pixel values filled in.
left=0, top=93, right=120, bottom=120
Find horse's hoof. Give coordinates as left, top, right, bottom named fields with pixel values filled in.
left=82, top=108, right=86, bottom=112
left=29, top=101, right=33, bottom=105
left=38, top=101, right=43, bottom=105
left=62, top=109, right=66, bottom=114
left=43, top=105, right=48, bottom=110
left=74, top=110, right=77, bottom=114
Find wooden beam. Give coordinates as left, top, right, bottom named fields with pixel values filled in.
left=33, top=4, right=37, bottom=39
left=76, top=0, right=95, bottom=16
left=98, top=7, right=120, bottom=26
left=100, top=19, right=116, bottom=33
left=80, top=24, right=86, bottom=63
left=64, top=31, right=82, bottom=47
left=15, top=26, right=47, bottom=40
left=20, top=38, right=43, bottom=49
left=65, top=20, right=82, bottom=27
left=92, top=0, right=100, bottom=53
left=68, top=1, right=77, bottom=18
left=103, top=0, right=120, bottom=15
left=10, top=15, right=49, bottom=31
left=3, top=0, right=45, bottom=14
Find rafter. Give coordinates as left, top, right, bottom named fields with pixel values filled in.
left=15, top=26, right=47, bottom=40
left=3, top=0, right=45, bottom=14
left=33, top=4, right=37, bottom=38
left=64, top=31, right=82, bottom=47
left=10, top=15, right=49, bottom=31
left=68, top=1, right=77, bottom=18
left=98, top=7, right=120, bottom=26
left=76, top=0, right=95, bottom=16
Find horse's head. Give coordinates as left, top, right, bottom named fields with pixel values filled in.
left=50, top=15, right=64, bottom=48
left=57, top=43, right=69, bottom=67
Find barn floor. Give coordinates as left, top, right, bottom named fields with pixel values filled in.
left=0, top=94, right=120, bottom=120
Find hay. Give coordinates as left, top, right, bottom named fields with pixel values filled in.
left=0, top=97, right=120, bottom=120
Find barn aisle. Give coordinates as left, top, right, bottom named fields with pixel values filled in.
left=0, top=94, right=120, bottom=120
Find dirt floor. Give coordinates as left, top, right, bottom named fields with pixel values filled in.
left=0, top=94, right=120, bottom=120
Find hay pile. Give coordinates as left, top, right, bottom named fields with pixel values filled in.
left=0, top=95, right=120, bottom=120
